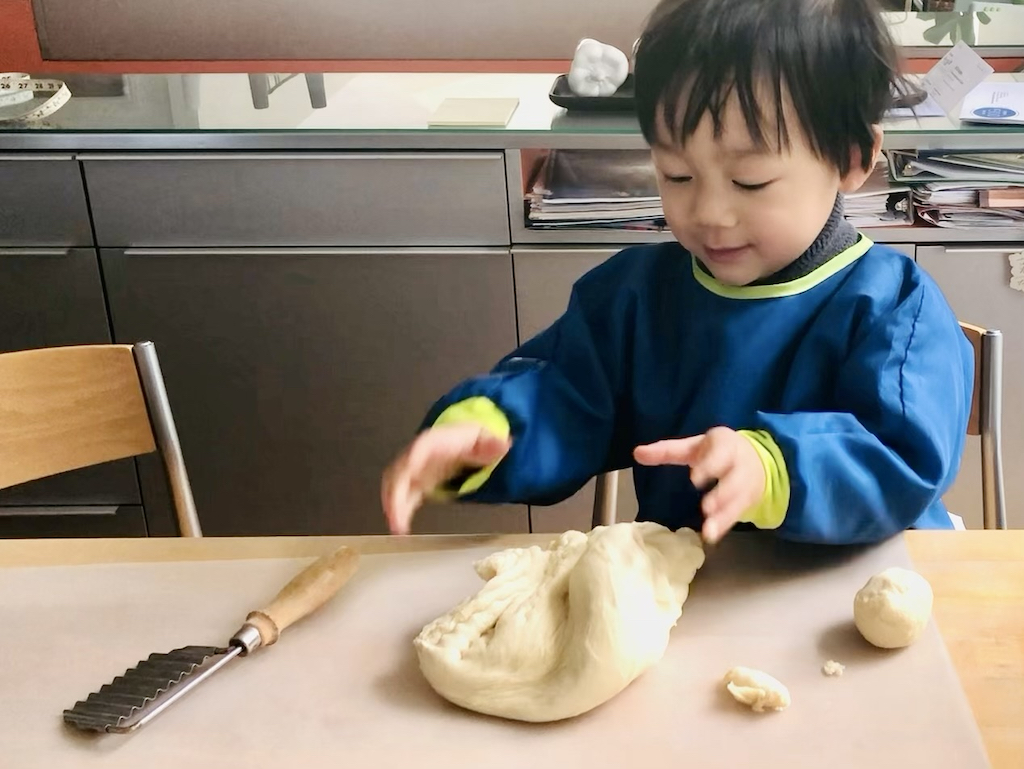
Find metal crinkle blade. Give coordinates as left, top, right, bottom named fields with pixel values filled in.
left=63, top=645, right=239, bottom=734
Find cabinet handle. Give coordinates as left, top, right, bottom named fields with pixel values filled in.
left=77, top=152, right=503, bottom=162
left=0, top=506, right=120, bottom=517
left=513, top=248, right=623, bottom=257
left=938, top=248, right=1023, bottom=255
left=0, top=154, right=76, bottom=161
left=0, top=249, right=72, bottom=257
left=123, top=247, right=510, bottom=258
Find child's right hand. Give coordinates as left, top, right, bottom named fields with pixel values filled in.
left=381, top=424, right=511, bottom=535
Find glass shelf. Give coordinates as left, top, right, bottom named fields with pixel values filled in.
left=3, top=71, right=1024, bottom=152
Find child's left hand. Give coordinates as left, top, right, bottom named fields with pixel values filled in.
left=634, top=427, right=765, bottom=544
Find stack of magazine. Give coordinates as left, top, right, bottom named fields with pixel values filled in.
left=843, top=159, right=913, bottom=228
left=888, top=150, right=1024, bottom=228
left=526, top=150, right=665, bottom=230
left=526, top=150, right=913, bottom=231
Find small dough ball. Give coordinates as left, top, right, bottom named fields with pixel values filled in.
left=853, top=567, right=933, bottom=649
left=723, top=666, right=790, bottom=712
left=822, top=659, right=845, bottom=677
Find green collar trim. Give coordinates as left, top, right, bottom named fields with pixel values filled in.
left=692, top=235, right=873, bottom=300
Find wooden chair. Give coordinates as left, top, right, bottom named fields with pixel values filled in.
left=959, top=322, right=1007, bottom=530
left=591, top=321, right=1007, bottom=531
left=0, top=342, right=201, bottom=537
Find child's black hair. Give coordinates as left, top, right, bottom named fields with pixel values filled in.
left=634, top=0, right=901, bottom=175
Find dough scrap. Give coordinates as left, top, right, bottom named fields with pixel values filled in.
left=853, top=567, right=933, bottom=649
left=822, top=659, right=845, bottom=677
left=413, top=522, right=705, bottom=722
left=723, top=666, right=791, bottom=712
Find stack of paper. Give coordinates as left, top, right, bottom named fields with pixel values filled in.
left=887, top=150, right=1024, bottom=228
left=914, top=183, right=1024, bottom=228
left=888, top=150, right=1024, bottom=183
left=526, top=150, right=665, bottom=229
left=959, top=82, right=1024, bottom=126
left=527, top=148, right=1024, bottom=232
left=842, top=161, right=912, bottom=227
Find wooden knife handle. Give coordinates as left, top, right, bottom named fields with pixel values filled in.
left=244, top=545, right=359, bottom=647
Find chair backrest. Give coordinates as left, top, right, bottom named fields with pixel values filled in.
left=592, top=321, right=1008, bottom=531
left=0, top=343, right=202, bottom=537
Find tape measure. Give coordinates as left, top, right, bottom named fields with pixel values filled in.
left=0, top=73, right=71, bottom=122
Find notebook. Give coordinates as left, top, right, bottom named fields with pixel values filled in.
left=428, top=97, right=520, bottom=127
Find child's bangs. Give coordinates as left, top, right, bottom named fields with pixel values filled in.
left=655, top=55, right=793, bottom=156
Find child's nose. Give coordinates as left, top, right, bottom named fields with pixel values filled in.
left=692, top=191, right=738, bottom=230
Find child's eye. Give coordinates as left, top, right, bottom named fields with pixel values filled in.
left=734, top=180, right=773, bottom=191
left=662, top=174, right=692, bottom=184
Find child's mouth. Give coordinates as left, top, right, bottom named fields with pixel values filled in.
left=703, top=245, right=749, bottom=263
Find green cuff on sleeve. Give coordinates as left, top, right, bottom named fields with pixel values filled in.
left=737, top=429, right=790, bottom=530
left=428, top=396, right=511, bottom=499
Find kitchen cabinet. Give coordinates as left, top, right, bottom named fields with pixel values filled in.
left=101, top=247, right=527, bottom=536
left=0, top=136, right=995, bottom=541
left=917, top=245, right=1022, bottom=529
left=0, top=248, right=143, bottom=538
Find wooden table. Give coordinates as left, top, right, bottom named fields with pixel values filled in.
left=2, top=530, right=1021, bottom=768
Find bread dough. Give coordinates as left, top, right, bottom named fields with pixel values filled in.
left=853, top=567, right=933, bottom=649
left=413, top=522, right=705, bottom=722
left=723, top=666, right=790, bottom=712
left=821, top=659, right=845, bottom=677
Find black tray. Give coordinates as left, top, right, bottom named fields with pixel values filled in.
left=548, top=73, right=635, bottom=112
left=548, top=73, right=926, bottom=113
left=891, top=82, right=928, bottom=109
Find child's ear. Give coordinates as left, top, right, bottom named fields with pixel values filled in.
left=838, top=125, right=884, bottom=193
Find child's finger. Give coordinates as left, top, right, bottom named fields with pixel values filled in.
left=465, top=430, right=512, bottom=466
left=418, top=428, right=509, bottom=496
left=689, top=437, right=734, bottom=490
left=701, top=471, right=755, bottom=543
left=702, top=499, right=744, bottom=544
left=703, top=514, right=742, bottom=544
left=403, top=431, right=449, bottom=481
left=634, top=435, right=704, bottom=466
left=383, top=473, right=417, bottom=535
left=701, top=473, right=745, bottom=518
left=384, top=425, right=510, bottom=536
left=702, top=516, right=727, bottom=544
left=405, top=425, right=502, bottom=488
left=380, top=463, right=403, bottom=531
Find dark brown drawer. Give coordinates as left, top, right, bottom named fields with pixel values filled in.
left=82, top=152, right=511, bottom=247
left=0, top=505, right=147, bottom=538
left=0, top=156, right=93, bottom=246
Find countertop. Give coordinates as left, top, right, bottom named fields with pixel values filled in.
left=3, top=72, right=1024, bottom=151
left=2, top=529, right=1022, bottom=767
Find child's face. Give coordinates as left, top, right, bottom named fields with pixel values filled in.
left=651, top=89, right=878, bottom=286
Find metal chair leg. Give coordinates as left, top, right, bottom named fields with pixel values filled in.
left=592, top=471, right=619, bottom=529
left=133, top=342, right=202, bottom=538
left=248, top=74, right=270, bottom=110
left=305, top=73, right=327, bottom=109
left=980, top=330, right=1007, bottom=530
